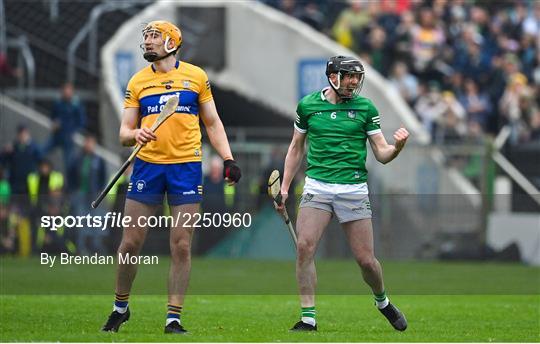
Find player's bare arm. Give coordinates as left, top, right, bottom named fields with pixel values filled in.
left=119, top=107, right=157, bottom=147
left=200, top=99, right=241, bottom=185
left=277, top=129, right=306, bottom=212
left=368, top=127, right=409, bottom=164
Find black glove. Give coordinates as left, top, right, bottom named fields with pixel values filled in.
left=223, top=159, right=241, bottom=183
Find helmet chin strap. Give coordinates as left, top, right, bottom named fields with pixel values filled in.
left=143, top=37, right=176, bottom=62
left=143, top=51, right=174, bottom=62
left=328, top=72, right=353, bottom=101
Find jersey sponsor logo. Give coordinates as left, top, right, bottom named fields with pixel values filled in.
left=159, top=92, right=181, bottom=105
left=145, top=104, right=191, bottom=114
left=140, top=90, right=199, bottom=117
left=313, top=112, right=323, bottom=115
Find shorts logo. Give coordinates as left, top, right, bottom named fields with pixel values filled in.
left=348, top=111, right=356, bottom=119
left=303, top=193, right=314, bottom=202
left=136, top=180, right=146, bottom=192
left=183, top=190, right=196, bottom=195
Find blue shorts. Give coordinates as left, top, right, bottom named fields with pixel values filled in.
left=127, top=158, right=203, bottom=205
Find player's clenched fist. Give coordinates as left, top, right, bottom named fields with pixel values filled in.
left=223, top=159, right=241, bottom=184
left=393, top=127, right=409, bottom=152
left=134, top=127, right=157, bottom=146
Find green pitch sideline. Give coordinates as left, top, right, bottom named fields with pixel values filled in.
left=276, top=55, right=409, bottom=332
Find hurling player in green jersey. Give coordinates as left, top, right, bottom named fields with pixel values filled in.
left=277, top=56, right=409, bottom=332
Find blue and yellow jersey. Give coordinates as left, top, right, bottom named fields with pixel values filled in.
left=123, top=60, right=213, bottom=164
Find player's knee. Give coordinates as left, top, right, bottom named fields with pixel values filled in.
left=170, top=240, right=191, bottom=262
left=357, top=255, right=378, bottom=272
left=118, top=238, right=144, bottom=255
left=297, top=239, right=317, bottom=261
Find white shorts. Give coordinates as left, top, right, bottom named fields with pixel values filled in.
left=299, top=176, right=372, bottom=223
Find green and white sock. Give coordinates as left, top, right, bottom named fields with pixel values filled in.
left=301, top=306, right=316, bottom=326
left=374, top=291, right=389, bottom=309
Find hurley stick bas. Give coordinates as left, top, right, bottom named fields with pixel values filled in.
left=268, top=169, right=298, bottom=247
left=91, top=95, right=179, bottom=209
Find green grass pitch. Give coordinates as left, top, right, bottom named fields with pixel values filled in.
left=1, top=257, right=539, bottom=342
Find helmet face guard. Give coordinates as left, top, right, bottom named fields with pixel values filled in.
left=140, top=21, right=182, bottom=62
left=326, top=56, right=365, bottom=100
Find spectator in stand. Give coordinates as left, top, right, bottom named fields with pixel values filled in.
left=27, top=159, right=64, bottom=215
left=522, top=2, right=540, bottom=46
left=69, top=132, right=106, bottom=254
left=197, top=156, right=228, bottom=254
left=528, top=109, right=540, bottom=142
left=410, top=7, right=446, bottom=81
left=296, top=1, right=325, bottom=31
left=453, top=28, right=491, bottom=85
left=36, top=194, right=76, bottom=255
left=437, top=91, right=467, bottom=144
left=499, top=72, right=535, bottom=144
left=332, top=1, right=371, bottom=51
left=0, top=203, right=17, bottom=255
left=0, top=52, right=22, bottom=87
left=0, top=168, right=11, bottom=206
left=459, top=78, right=492, bottom=131
left=414, top=81, right=448, bottom=139
left=389, top=61, right=419, bottom=105
left=107, top=155, right=132, bottom=254
left=43, top=82, right=86, bottom=173
left=394, top=10, right=416, bottom=65
left=26, top=159, right=64, bottom=251
left=363, top=25, right=393, bottom=76
left=1, top=125, right=41, bottom=213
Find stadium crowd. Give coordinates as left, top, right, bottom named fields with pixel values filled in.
left=266, top=0, right=540, bottom=145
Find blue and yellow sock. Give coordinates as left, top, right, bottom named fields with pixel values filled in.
left=114, top=292, right=129, bottom=314
left=374, top=291, right=389, bottom=309
left=166, top=304, right=182, bottom=326
left=301, top=306, right=316, bottom=326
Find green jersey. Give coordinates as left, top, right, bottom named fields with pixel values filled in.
left=295, top=88, right=381, bottom=184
